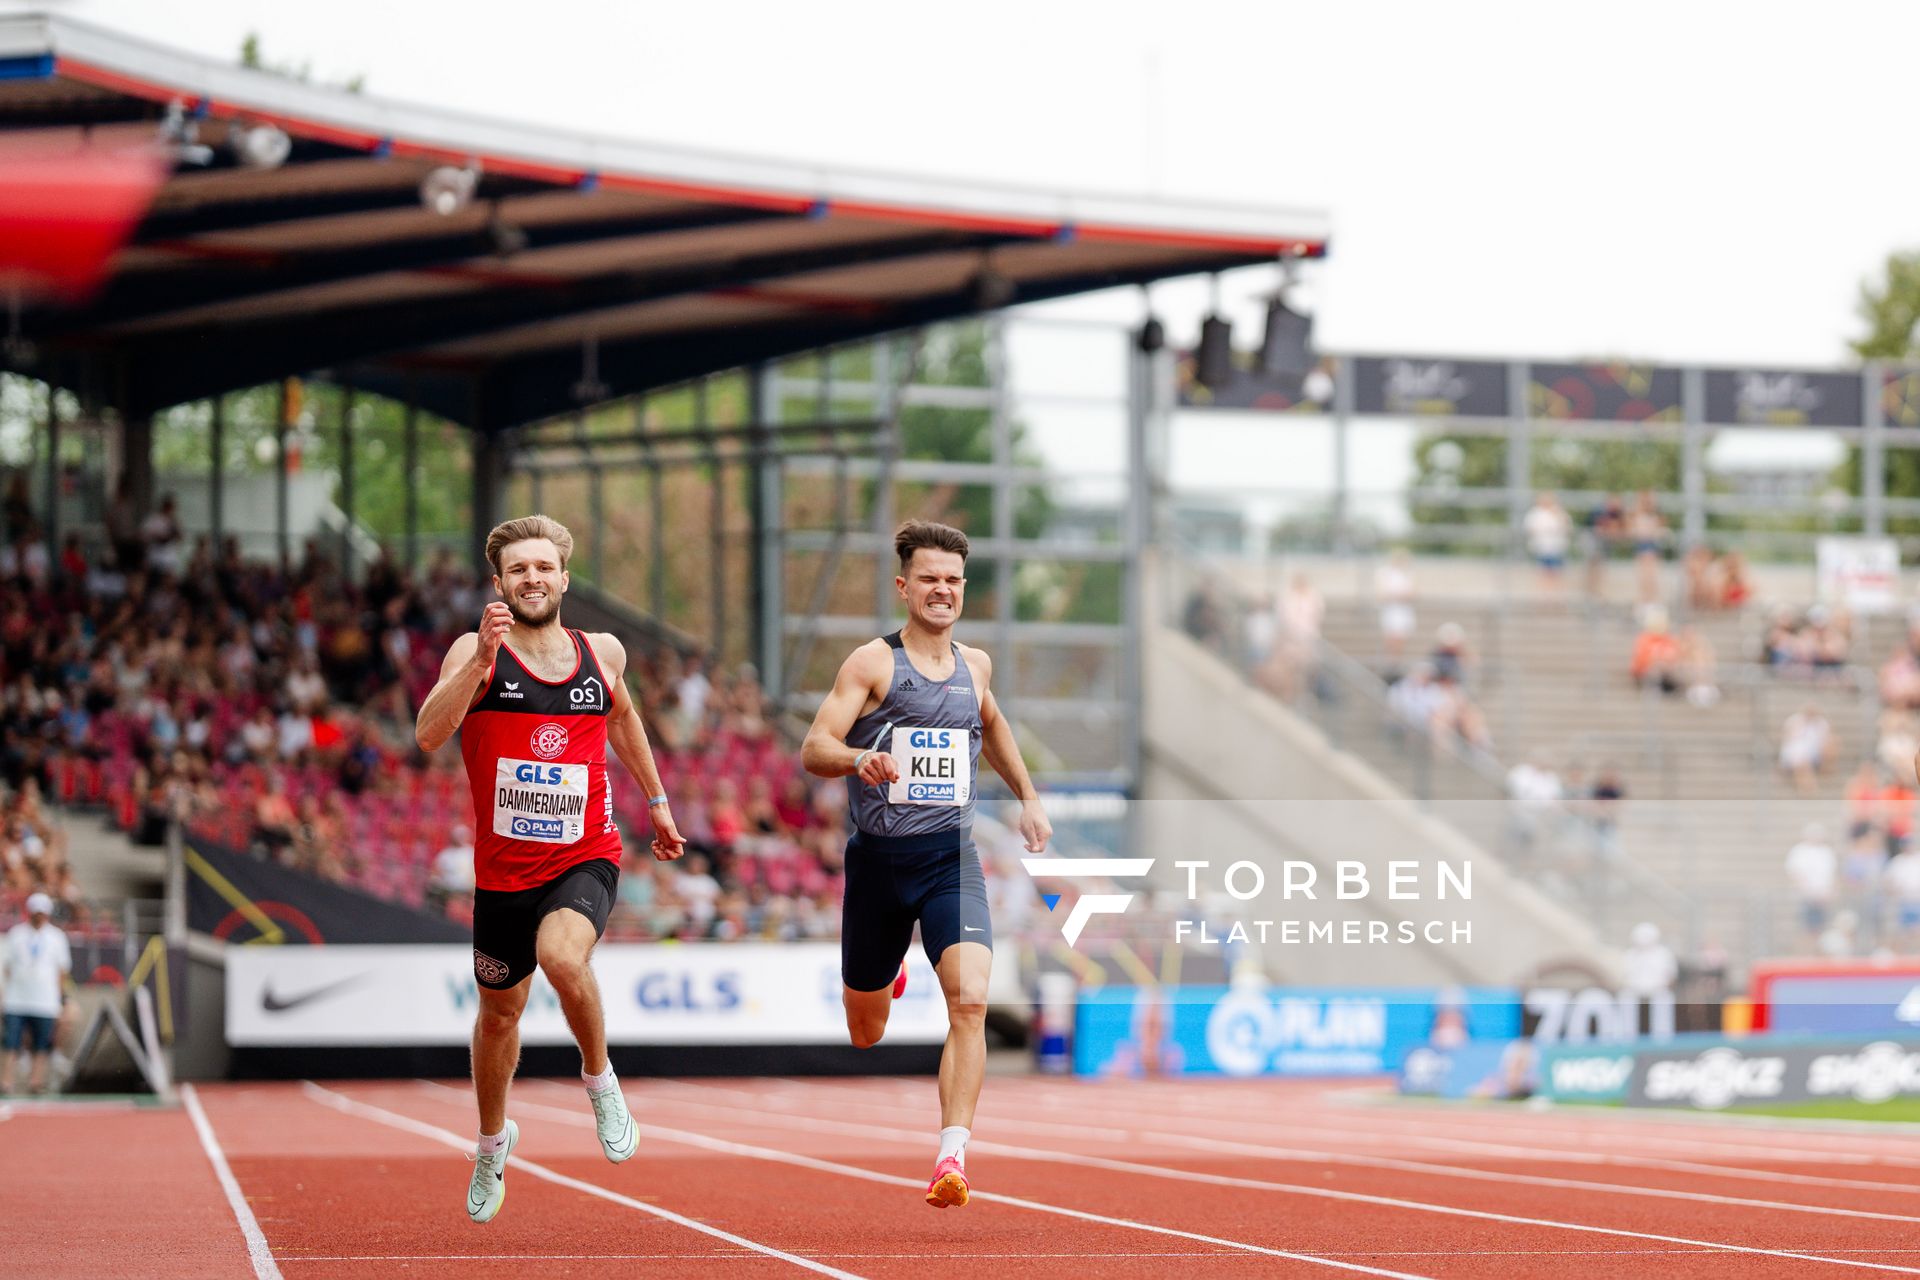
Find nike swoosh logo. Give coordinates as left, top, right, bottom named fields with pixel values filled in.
left=963, top=926, right=985, bottom=933
left=261, top=974, right=368, bottom=1013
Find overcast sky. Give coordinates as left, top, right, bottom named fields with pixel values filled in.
left=11, top=0, right=1919, bottom=368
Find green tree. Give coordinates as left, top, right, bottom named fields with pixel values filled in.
left=1840, top=249, right=1920, bottom=540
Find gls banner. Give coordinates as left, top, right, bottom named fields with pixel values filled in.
left=227, top=943, right=949, bottom=1046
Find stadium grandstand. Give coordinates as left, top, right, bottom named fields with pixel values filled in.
left=8, top=11, right=1920, bottom=1278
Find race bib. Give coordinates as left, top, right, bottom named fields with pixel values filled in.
left=494, top=757, right=590, bottom=843
left=888, top=726, right=970, bottom=807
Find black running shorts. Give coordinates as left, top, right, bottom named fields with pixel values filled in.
left=472, top=856, right=618, bottom=989
left=841, top=828, right=992, bottom=992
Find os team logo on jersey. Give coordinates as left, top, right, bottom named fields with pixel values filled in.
left=530, top=722, right=569, bottom=760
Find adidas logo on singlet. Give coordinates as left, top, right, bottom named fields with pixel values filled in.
left=899, top=678, right=917, bottom=691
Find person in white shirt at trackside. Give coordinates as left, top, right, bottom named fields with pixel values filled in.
left=2, top=893, right=72, bottom=1095
left=802, top=519, right=1052, bottom=1210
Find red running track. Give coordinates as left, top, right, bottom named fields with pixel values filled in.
left=10, top=1076, right=1920, bottom=1278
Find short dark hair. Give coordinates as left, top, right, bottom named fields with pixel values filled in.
left=895, top=519, right=969, bottom=571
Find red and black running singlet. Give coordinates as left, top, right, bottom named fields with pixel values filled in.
left=459, top=628, right=621, bottom=892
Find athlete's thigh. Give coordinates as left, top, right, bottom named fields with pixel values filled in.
left=917, top=841, right=992, bottom=973
left=841, top=840, right=915, bottom=993
left=534, top=859, right=618, bottom=967
left=472, top=885, right=540, bottom=989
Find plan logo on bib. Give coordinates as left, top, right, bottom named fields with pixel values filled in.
left=530, top=722, right=569, bottom=760
left=1020, top=857, right=1155, bottom=947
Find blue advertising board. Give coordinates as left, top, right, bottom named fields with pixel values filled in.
left=1075, top=985, right=1522, bottom=1078
left=1400, top=1040, right=1542, bottom=1100
left=1764, top=975, right=1920, bottom=1036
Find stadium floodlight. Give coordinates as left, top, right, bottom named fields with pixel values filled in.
left=970, top=261, right=1016, bottom=312
left=1196, top=315, right=1233, bottom=389
left=485, top=211, right=528, bottom=257
left=1195, top=274, right=1233, bottom=388
left=230, top=122, right=292, bottom=170
left=1258, top=256, right=1317, bottom=378
left=420, top=164, right=479, bottom=216
left=158, top=99, right=213, bottom=166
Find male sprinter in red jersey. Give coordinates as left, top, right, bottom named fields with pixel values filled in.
left=802, top=519, right=1051, bottom=1208
left=415, top=515, right=685, bottom=1224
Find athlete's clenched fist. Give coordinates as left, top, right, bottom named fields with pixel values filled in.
left=475, top=601, right=513, bottom=662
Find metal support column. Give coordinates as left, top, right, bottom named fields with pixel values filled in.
left=699, top=379, right=725, bottom=658
left=122, top=412, right=153, bottom=519
left=874, top=344, right=899, bottom=625
left=989, top=318, right=1015, bottom=669
left=747, top=363, right=784, bottom=697
left=583, top=411, right=604, bottom=582
left=1504, top=362, right=1531, bottom=560
left=470, top=416, right=503, bottom=571
left=337, top=383, right=356, bottom=577
left=402, top=395, right=419, bottom=571
left=208, top=394, right=224, bottom=549
left=1865, top=363, right=1887, bottom=537
left=1122, top=333, right=1155, bottom=796
left=275, top=380, right=290, bottom=573
left=1680, top=366, right=1706, bottom=548
left=40, top=380, right=59, bottom=577
left=1331, top=356, right=1354, bottom=554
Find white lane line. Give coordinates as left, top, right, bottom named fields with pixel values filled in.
left=429, top=1082, right=1429, bottom=1279
left=722, top=1077, right=1920, bottom=1194
left=1142, top=1082, right=1920, bottom=1162
left=281, top=1253, right=1242, bottom=1262
left=301, top=1082, right=863, bottom=1280
left=649, top=1078, right=1920, bottom=1223
left=180, top=1083, right=284, bottom=1280
left=612, top=1080, right=1920, bottom=1275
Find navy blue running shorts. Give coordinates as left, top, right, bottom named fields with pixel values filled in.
left=840, top=828, right=993, bottom=992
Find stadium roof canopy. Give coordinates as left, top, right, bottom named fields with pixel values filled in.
left=0, top=13, right=1329, bottom=429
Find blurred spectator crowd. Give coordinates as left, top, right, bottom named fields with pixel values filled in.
left=0, top=507, right=861, bottom=943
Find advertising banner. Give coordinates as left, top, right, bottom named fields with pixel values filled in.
left=1628, top=1036, right=1920, bottom=1110
left=1399, top=1039, right=1539, bottom=1100
left=1350, top=356, right=1510, bottom=418
left=1704, top=368, right=1864, bottom=427
left=1816, top=538, right=1901, bottom=615
left=188, top=837, right=468, bottom=945
left=1750, top=959, right=1920, bottom=1035
left=1534, top=1043, right=1636, bottom=1103
left=1528, top=362, right=1683, bottom=423
left=1074, top=985, right=1521, bottom=1078
left=227, top=943, right=949, bottom=1047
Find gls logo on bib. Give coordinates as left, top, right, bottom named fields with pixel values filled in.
left=889, top=726, right=968, bottom=806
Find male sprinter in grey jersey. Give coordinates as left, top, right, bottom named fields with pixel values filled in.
left=802, top=518, right=1051, bottom=1208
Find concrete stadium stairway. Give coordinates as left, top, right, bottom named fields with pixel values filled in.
left=1315, top=595, right=1874, bottom=959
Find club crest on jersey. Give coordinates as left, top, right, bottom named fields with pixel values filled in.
left=530, top=722, right=569, bottom=760
left=473, top=951, right=510, bottom=984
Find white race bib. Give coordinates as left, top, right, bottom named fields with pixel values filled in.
left=888, top=726, right=970, bottom=807
left=494, top=757, right=590, bottom=843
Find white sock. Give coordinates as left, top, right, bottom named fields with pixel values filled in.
left=477, top=1126, right=509, bottom=1155
left=582, top=1064, right=618, bottom=1095
left=938, top=1125, right=969, bottom=1167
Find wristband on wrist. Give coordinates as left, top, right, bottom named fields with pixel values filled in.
left=853, top=749, right=873, bottom=774
left=648, top=794, right=670, bottom=808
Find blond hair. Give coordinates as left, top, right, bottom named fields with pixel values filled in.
left=485, top=514, right=575, bottom=575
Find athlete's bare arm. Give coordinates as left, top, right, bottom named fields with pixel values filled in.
left=802, top=640, right=900, bottom=787
left=967, top=646, right=1052, bottom=853
left=587, top=632, right=686, bottom=862
left=414, top=602, right=513, bottom=753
